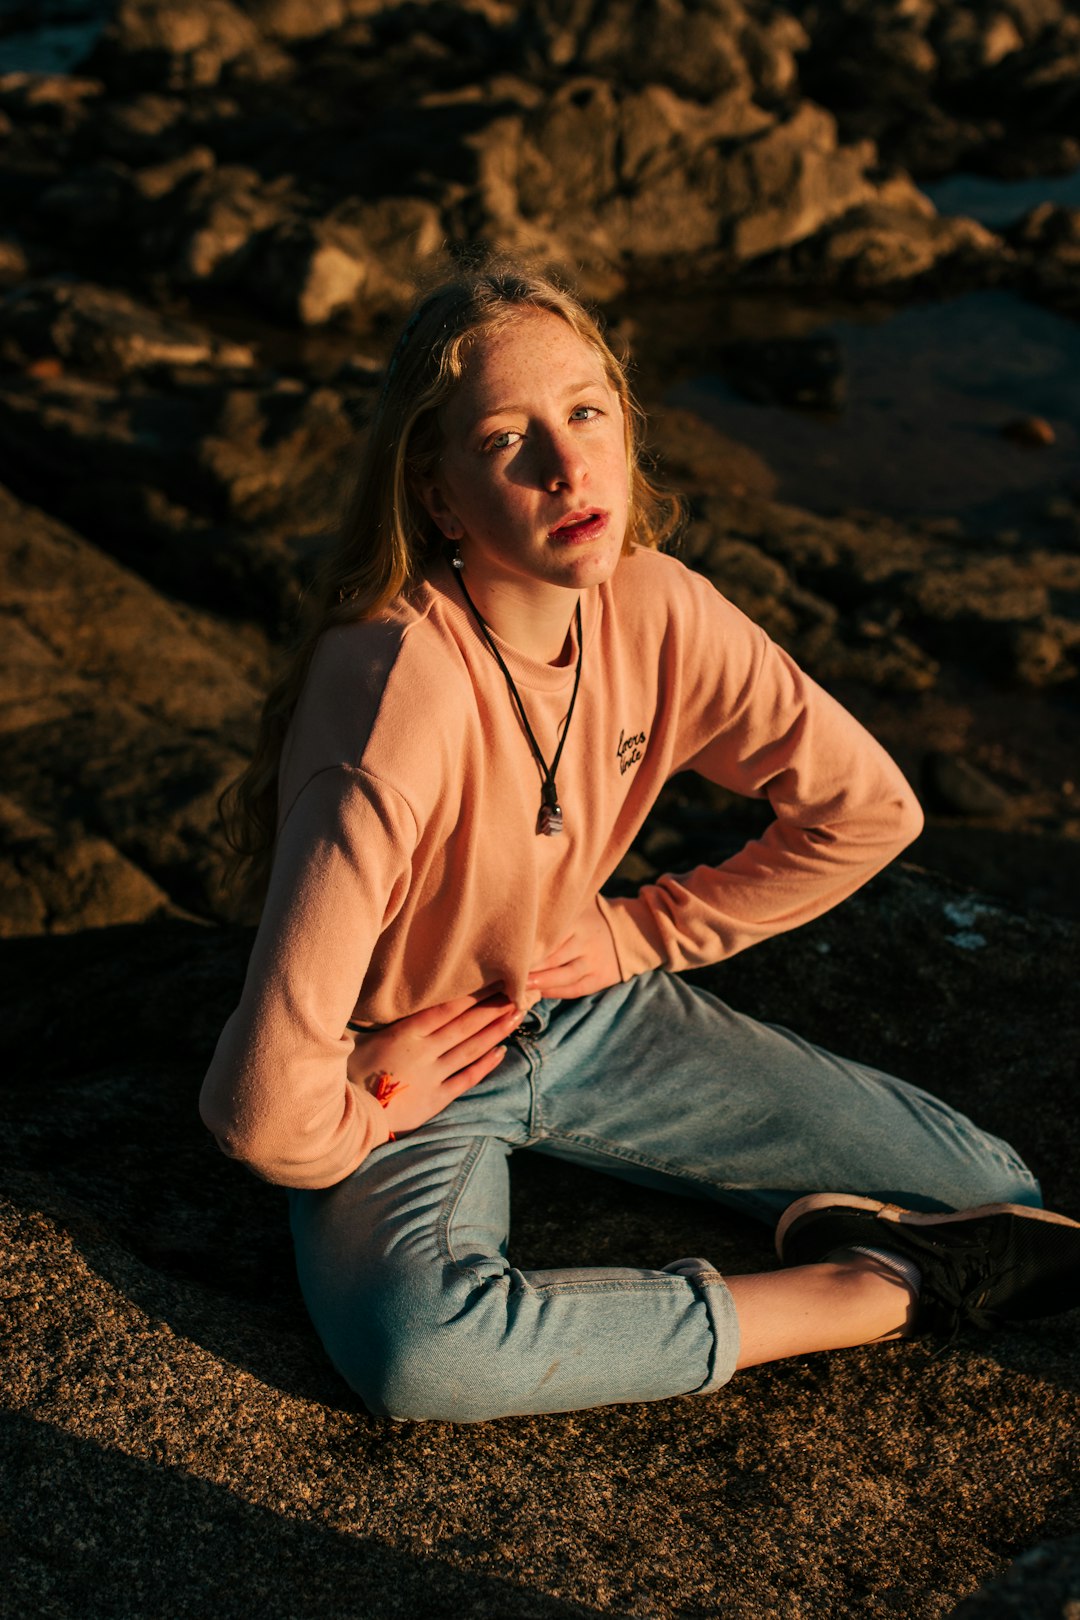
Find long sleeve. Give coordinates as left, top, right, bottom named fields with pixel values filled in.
left=199, top=765, right=418, bottom=1188
left=200, top=553, right=923, bottom=1187
left=596, top=612, right=923, bottom=977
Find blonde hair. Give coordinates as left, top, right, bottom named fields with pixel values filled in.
left=222, top=261, right=683, bottom=902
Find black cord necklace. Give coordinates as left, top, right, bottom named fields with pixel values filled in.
left=452, top=554, right=583, bottom=836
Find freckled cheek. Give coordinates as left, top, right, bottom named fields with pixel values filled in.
left=476, top=492, right=537, bottom=541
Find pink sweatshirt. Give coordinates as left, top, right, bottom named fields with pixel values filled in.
left=200, top=547, right=922, bottom=1188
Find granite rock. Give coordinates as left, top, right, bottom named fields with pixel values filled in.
left=0, top=483, right=263, bottom=925
left=1, top=866, right=1077, bottom=1618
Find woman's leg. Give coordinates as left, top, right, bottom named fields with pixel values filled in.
left=729, top=1258, right=918, bottom=1367
left=525, top=971, right=1041, bottom=1222
left=289, top=972, right=1050, bottom=1421
left=290, top=1115, right=924, bottom=1416
left=521, top=972, right=1064, bottom=1371
left=289, top=1049, right=739, bottom=1422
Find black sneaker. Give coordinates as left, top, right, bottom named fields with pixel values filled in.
left=775, top=1193, right=1080, bottom=1337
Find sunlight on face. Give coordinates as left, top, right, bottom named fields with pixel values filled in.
left=424, top=311, right=632, bottom=606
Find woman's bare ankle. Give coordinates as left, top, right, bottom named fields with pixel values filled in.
left=729, top=1258, right=918, bottom=1371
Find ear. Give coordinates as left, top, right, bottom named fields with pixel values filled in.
left=419, top=481, right=463, bottom=541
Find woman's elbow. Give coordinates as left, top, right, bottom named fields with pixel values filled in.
left=199, top=1102, right=273, bottom=1178
left=198, top=1078, right=287, bottom=1177
left=198, top=1089, right=373, bottom=1190
left=894, top=781, right=925, bottom=852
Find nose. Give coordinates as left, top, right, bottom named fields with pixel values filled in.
left=538, top=426, right=587, bottom=493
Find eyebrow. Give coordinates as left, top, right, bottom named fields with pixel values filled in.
left=468, top=379, right=612, bottom=428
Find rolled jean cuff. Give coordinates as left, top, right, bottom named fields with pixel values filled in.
left=664, top=1256, right=741, bottom=1394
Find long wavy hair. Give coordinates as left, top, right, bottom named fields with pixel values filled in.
left=221, top=261, right=683, bottom=903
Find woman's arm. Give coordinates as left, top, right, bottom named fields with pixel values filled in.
left=199, top=764, right=435, bottom=1188
left=346, top=991, right=523, bottom=1138
left=525, top=897, right=623, bottom=1000
left=596, top=611, right=923, bottom=980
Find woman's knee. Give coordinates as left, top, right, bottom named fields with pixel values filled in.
left=930, top=1114, right=1043, bottom=1212
left=323, top=1266, right=522, bottom=1423
left=891, top=1136, right=1042, bottom=1214
left=344, top=1335, right=453, bottom=1422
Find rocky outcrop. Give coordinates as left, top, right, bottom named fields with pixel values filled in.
left=952, top=1537, right=1080, bottom=1617
left=5, top=0, right=1076, bottom=322
left=0, top=793, right=172, bottom=936
left=0, top=302, right=370, bottom=628
left=1007, top=204, right=1080, bottom=318
left=86, top=0, right=282, bottom=91
left=755, top=194, right=1007, bottom=295
left=463, top=86, right=894, bottom=270
left=0, top=483, right=263, bottom=926
left=1, top=865, right=1077, bottom=1618
left=0, top=0, right=1038, bottom=313
left=680, top=495, right=1080, bottom=694
left=0, top=278, right=255, bottom=374
left=787, top=0, right=1080, bottom=181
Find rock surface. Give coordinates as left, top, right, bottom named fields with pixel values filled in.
left=1, top=868, right=1078, bottom=1618
left=0, top=0, right=1048, bottom=306
left=787, top=0, right=1080, bottom=182
left=0, top=350, right=366, bottom=631
left=0, top=276, right=255, bottom=374
left=0, top=482, right=263, bottom=924
left=953, top=1536, right=1080, bottom=1618
left=4, top=0, right=1078, bottom=315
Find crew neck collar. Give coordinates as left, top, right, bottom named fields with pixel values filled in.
left=423, top=555, right=604, bottom=692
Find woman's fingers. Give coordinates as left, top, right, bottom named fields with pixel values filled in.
left=428, top=994, right=520, bottom=1055
left=527, top=965, right=585, bottom=998
left=377, top=1042, right=510, bottom=1136
left=411, top=987, right=507, bottom=1035
left=528, top=907, right=621, bottom=1001
left=440, top=1003, right=522, bottom=1073
left=527, top=946, right=586, bottom=993
left=530, top=935, right=576, bottom=975
left=441, top=1043, right=510, bottom=1099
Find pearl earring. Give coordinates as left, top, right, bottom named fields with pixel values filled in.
left=451, top=544, right=464, bottom=571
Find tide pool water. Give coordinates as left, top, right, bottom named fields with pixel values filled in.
left=925, top=170, right=1080, bottom=229
left=0, top=0, right=111, bottom=74
left=667, top=290, right=1080, bottom=525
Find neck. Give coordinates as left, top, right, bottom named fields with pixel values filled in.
left=455, top=574, right=581, bottom=665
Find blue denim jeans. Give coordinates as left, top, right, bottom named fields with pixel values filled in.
left=289, top=970, right=1040, bottom=1422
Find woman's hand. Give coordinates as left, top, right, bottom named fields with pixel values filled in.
left=526, top=902, right=622, bottom=1000
left=347, top=990, right=523, bottom=1136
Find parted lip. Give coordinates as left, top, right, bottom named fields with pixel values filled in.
left=548, top=508, right=606, bottom=536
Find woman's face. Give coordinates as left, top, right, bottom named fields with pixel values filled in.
left=421, top=310, right=631, bottom=601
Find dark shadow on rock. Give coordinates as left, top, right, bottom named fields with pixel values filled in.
left=3, top=881, right=1080, bottom=1617
left=950, top=1532, right=1080, bottom=1618
left=0, top=918, right=774, bottom=1403
left=2, top=1412, right=604, bottom=1619
left=690, top=865, right=1080, bottom=1220
left=1, top=870, right=1078, bottom=1404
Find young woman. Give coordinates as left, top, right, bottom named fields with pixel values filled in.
left=201, top=264, right=1080, bottom=1422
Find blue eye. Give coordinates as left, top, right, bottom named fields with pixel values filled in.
left=486, top=429, right=523, bottom=451
left=570, top=406, right=602, bottom=422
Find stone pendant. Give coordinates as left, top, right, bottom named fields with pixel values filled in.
left=537, top=802, right=564, bottom=836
